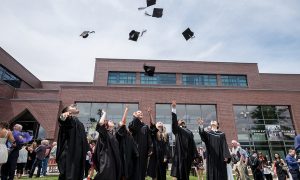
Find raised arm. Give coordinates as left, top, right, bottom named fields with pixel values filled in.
left=99, top=110, right=106, bottom=125
left=198, top=118, right=208, bottom=144
left=121, top=105, right=129, bottom=126
left=171, top=100, right=179, bottom=134
left=147, top=107, right=155, bottom=126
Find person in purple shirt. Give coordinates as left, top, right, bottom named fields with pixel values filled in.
left=285, top=149, right=300, bottom=180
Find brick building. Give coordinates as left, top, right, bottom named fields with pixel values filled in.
left=1, top=47, right=300, bottom=159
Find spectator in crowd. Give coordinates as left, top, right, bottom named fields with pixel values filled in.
left=16, top=145, right=28, bottom=178
left=87, top=140, right=96, bottom=180
left=249, top=151, right=264, bottom=180
left=0, top=122, right=15, bottom=176
left=48, top=142, right=57, bottom=173
left=273, top=153, right=287, bottom=180
left=29, top=140, right=47, bottom=178
left=195, top=147, right=205, bottom=180
left=286, top=149, right=300, bottom=180
left=41, top=140, right=51, bottom=177
left=259, top=152, right=272, bottom=180
left=2, top=124, right=29, bottom=180
left=25, top=142, right=37, bottom=174
left=231, top=141, right=250, bottom=180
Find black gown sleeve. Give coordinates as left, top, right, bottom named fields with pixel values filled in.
left=172, top=112, right=179, bottom=135
left=198, top=126, right=208, bottom=144
left=221, top=133, right=231, bottom=162
left=147, top=127, right=153, bottom=155
left=128, top=117, right=141, bottom=135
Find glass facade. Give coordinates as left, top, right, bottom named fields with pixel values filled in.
left=108, top=72, right=136, bottom=85
left=0, top=65, right=21, bottom=88
left=221, top=75, right=248, bottom=87
left=182, top=74, right=217, bottom=86
left=141, top=73, right=176, bottom=85
left=76, top=102, right=138, bottom=139
left=234, top=105, right=295, bottom=161
left=156, top=104, right=217, bottom=147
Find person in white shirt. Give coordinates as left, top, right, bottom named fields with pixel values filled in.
left=16, top=145, right=28, bottom=178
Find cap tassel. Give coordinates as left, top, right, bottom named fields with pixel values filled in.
left=145, top=11, right=152, bottom=16
left=141, top=29, right=147, bottom=36
left=138, top=7, right=147, bottom=10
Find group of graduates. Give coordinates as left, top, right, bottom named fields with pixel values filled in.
left=56, top=101, right=231, bottom=180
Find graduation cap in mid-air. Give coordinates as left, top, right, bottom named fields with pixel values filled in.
left=143, top=64, right=155, bottom=76
left=129, top=30, right=147, bottom=41
left=138, top=0, right=156, bottom=10
left=182, top=28, right=195, bottom=41
left=145, top=8, right=163, bottom=18
left=80, top=31, right=95, bottom=38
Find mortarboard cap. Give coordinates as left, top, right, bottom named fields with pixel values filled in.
left=80, top=31, right=95, bottom=38
left=129, top=30, right=140, bottom=41
left=147, top=0, right=156, bottom=7
left=143, top=64, right=155, bottom=76
left=138, top=0, right=156, bottom=10
left=145, top=8, right=163, bottom=18
left=182, top=28, right=195, bottom=41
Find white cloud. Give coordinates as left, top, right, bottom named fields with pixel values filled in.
left=0, top=0, right=300, bottom=81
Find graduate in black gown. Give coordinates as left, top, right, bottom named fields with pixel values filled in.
left=147, top=107, right=170, bottom=180
left=170, top=101, right=199, bottom=180
left=128, top=109, right=153, bottom=180
left=198, top=118, right=231, bottom=180
left=93, top=109, right=121, bottom=180
left=56, top=104, right=89, bottom=180
left=116, top=105, right=139, bottom=180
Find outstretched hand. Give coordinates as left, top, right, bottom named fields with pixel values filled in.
left=124, top=104, right=129, bottom=110
left=61, top=112, right=70, bottom=119
left=197, top=118, right=204, bottom=126
left=147, top=107, right=152, bottom=113
left=171, top=100, right=176, bottom=108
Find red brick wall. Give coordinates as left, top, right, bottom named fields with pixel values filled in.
left=93, top=58, right=263, bottom=88
left=42, top=81, right=93, bottom=89
left=260, top=73, right=300, bottom=90
left=0, top=47, right=41, bottom=88
left=0, top=81, right=15, bottom=98
left=14, top=89, right=59, bottom=100
left=8, top=100, right=61, bottom=139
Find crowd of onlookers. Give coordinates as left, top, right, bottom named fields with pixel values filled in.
left=0, top=121, right=57, bottom=179
left=192, top=139, right=300, bottom=180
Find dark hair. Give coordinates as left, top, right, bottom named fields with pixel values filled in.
left=0, top=121, right=9, bottom=129
left=274, top=153, right=281, bottom=159
left=61, top=106, right=70, bottom=113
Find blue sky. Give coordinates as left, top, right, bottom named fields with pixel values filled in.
left=1, top=0, right=300, bottom=81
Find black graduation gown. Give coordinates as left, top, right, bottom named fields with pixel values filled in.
left=170, top=112, right=199, bottom=180
left=128, top=117, right=153, bottom=180
left=199, top=127, right=231, bottom=180
left=116, top=125, right=139, bottom=180
left=147, top=124, right=170, bottom=180
left=56, top=116, right=89, bottom=180
left=93, top=124, right=122, bottom=180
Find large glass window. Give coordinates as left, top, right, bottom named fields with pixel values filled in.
left=0, top=65, right=21, bottom=88
left=156, top=104, right=217, bottom=148
left=108, top=72, right=136, bottom=85
left=234, top=105, right=295, bottom=161
left=76, top=102, right=138, bottom=140
left=221, top=75, right=248, bottom=87
left=182, top=74, right=217, bottom=86
left=141, top=73, right=176, bottom=85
